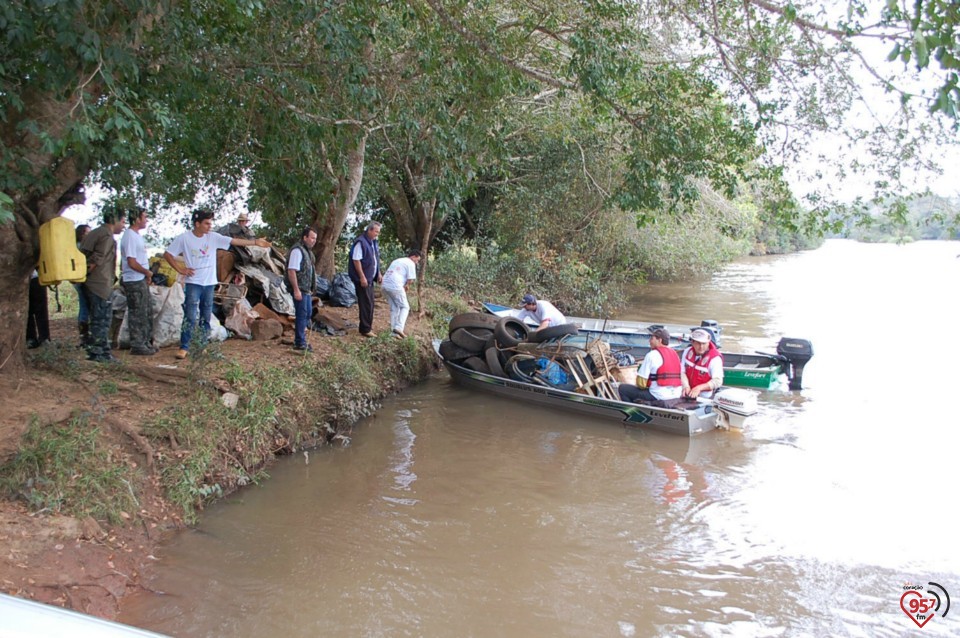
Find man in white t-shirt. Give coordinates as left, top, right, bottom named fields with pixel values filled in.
left=516, top=294, right=567, bottom=330
left=164, top=208, right=271, bottom=360
left=381, top=249, right=423, bottom=338
left=120, top=207, right=156, bottom=355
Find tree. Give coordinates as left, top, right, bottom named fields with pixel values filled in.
left=1, top=1, right=179, bottom=371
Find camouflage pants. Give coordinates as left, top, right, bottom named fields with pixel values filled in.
left=122, top=279, right=154, bottom=351
left=84, top=287, right=112, bottom=358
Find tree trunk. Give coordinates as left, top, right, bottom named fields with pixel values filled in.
left=0, top=222, right=35, bottom=375
left=383, top=172, right=442, bottom=253
left=1, top=156, right=88, bottom=375
left=312, top=129, right=367, bottom=280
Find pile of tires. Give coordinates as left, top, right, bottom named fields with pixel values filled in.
left=439, top=312, right=580, bottom=379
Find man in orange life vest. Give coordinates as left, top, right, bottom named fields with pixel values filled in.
left=618, top=328, right=683, bottom=404
left=681, top=328, right=724, bottom=399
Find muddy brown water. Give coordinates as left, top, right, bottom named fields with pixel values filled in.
left=121, top=239, right=960, bottom=637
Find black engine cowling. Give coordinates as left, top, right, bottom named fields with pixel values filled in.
left=777, top=338, right=814, bottom=390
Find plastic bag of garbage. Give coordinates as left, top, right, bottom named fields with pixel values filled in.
left=225, top=298, right=258, bottom=339
left=315, top=276, right=331, bottom=300
left=328, top=272, right=357, bottom=307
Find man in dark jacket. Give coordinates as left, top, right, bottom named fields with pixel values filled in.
left=348, top=221, right=382, bottom=337
left=79, top=208, right=126, bottom=362
left=286, top=227, right=318, bottom=352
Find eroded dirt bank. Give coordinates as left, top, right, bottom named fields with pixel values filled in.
left=0, top=298, right=444, bottom=619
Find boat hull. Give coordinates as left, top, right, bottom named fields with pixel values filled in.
left=439, top=354, right=720, bottom=437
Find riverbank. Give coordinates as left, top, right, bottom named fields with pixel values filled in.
left=0, top=292, right=458, bottom=620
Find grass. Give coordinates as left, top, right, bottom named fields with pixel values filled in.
left=0, top=414, right=140, bottom=524
left=48, top=281, right=82, bottom=319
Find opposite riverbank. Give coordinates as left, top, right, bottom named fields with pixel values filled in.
left=0, top=292, right=459, bottom=620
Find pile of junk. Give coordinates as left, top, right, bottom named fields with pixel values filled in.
left=111, top=240, right=360, bottom=350
left=439, top=312, right=639, bottom=401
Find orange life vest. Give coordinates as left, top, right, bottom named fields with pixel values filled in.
left=684, top=343, right=722, bottom=388
left=649, top=346, right=682, bottom=386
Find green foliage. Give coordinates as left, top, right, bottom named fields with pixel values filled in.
left=880, top=0, right=960, bottom=120
left=0, top=415, right=140, bottom=524
left=429, top=243, right=627, bottom=316
left=833, top=194, right=960, bottom=242
left=0, top=192, right=13, bottom=224
left=630, top=197, right=755, bottom=280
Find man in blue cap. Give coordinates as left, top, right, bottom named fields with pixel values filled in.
left=516, top=293, right=566, bottom=331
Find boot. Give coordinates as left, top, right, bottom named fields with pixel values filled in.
left=78, top=321, right=90, bottom=348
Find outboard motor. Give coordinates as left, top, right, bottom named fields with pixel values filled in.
left=777, top=338, right=814, bottom=390
left=712, top=388, right=758, bottom=430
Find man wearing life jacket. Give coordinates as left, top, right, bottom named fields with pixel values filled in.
left=681, top=328, right=724, bottom=399
left=618, top=328, right=683, bottom=404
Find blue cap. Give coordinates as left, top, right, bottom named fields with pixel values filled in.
left=521, top=294, right=536, bottom=305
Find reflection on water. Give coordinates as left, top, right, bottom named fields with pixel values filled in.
left=122, top=240, right=960, bottom=637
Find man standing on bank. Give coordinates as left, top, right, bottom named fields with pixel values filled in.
left=381, top=249, right=422, bottom=338
left=164, top=209, right=271, bottom=360
left=348, top=221, right=382, bottom=338
left=120, top=207, right=156, bottom=355
left=286, top=227, right=318, bottom=352
left=79, top=208, right=126, bottom=363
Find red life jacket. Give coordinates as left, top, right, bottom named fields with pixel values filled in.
left=684, top=343, right=722, bottom=388
left=649, top=346, right=682, bottom=386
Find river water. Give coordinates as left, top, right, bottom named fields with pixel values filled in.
left=122, top=239, right=959, bottom=637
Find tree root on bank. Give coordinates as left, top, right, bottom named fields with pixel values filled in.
left=104, top=416, right=155, bottom=469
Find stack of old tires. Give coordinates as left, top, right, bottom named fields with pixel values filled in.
left=439, top=312, right=579, bottom=379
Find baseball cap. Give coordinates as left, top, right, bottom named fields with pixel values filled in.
left=651, top=328, right=671, bottom=345
left=521, top=294, right=537, bottom=305
left=690, top=329, right=711, bottom=343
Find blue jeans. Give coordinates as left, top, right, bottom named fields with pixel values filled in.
left=180, top=283, right=215, bottom=351
left=74, top=282, right=89, bottom=323
left=294, top=292, right=312, bottom=347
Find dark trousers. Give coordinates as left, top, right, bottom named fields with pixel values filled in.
left=123, top=279, right=154, bottom=351
left=354, top=281, right=375, bottom=335
left=618, top=384, right=657, bottom=403
left=84, top=286, right=112, bottom=358
left=26, top=277, right=50, bottom=345
left=294, top=292, right=312, bottom=347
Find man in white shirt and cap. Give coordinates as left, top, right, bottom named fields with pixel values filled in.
left=516, top=293, right=566, bottom=331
